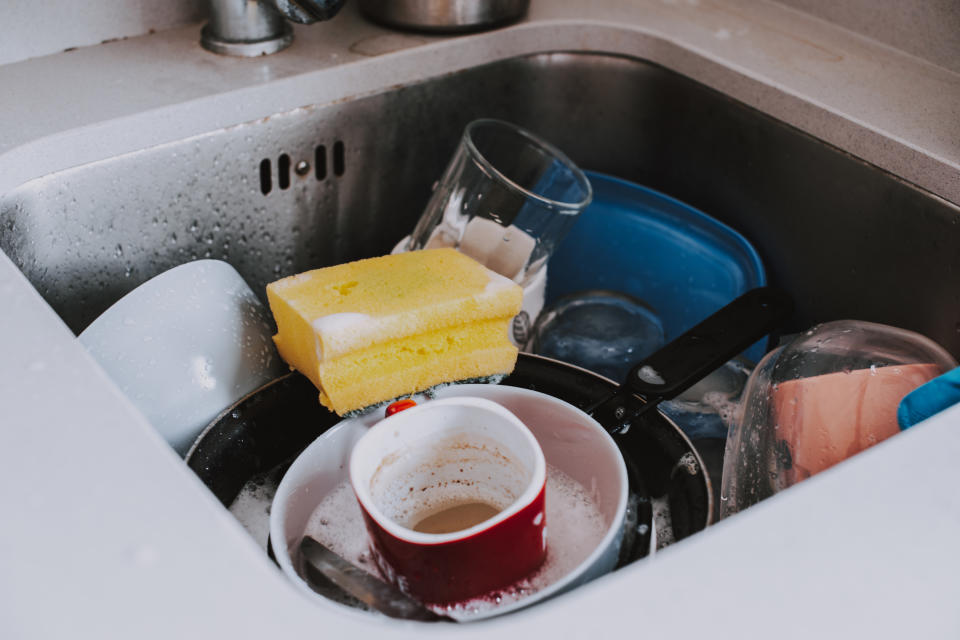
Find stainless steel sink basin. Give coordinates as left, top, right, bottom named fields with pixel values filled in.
left=5, top=4, right=960, bottom=631
left=3, top=51, right=959, bottom=359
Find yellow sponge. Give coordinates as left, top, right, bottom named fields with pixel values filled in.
left=266, top=248, right=522, bottom=415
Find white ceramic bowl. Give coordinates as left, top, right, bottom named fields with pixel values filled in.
left=78, top=260, right=287, bottom=455
left=270, top=384, right=629, bottom=621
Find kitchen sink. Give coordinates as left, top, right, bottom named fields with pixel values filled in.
left=3, top=40, right=960, bottom=634
left=3, top=52, right=959, bottom=356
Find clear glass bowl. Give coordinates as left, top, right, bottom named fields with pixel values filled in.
left=720, top=320, right=957, bottom=518
left=526, top=290, right=665, bottom=383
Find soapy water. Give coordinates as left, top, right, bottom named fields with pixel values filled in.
left=227, top=458, right=667, bottom=617
left=701, top=390, right=741, bottom=428
left=650, top=495, right=674, bottom=549
left=228, top=466, right=285, bottom=549
left=659, top=359, right=750, bottom=440
left=304, top=464, right=607, bottom=620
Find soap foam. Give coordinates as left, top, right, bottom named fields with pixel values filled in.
left=701, top=390, right=741, bottom=428
left=304, top=463, right=607, bottom=620
left=311, top=312, right=373, bottom=335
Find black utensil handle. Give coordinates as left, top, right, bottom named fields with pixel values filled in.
left=587, top=287, right=792, bottom=432
left=624, top=286, right=792, bottom=401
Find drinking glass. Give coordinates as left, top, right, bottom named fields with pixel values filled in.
left=407, top=119, right=592, bottom=286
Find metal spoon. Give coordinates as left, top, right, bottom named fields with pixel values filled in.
left=298, top=536, right=454, bottom=622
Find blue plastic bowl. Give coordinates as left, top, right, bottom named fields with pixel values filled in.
left=546, top=171, right=767, bottom=363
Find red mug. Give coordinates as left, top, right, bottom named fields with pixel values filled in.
left=349, top=397, right=547, bottom=605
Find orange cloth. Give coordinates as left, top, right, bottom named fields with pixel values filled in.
left=774, top=363, right=941, bottom=479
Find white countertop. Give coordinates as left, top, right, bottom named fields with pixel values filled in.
left=2, top=1, right=959, bottom=638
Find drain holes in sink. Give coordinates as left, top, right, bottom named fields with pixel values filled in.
left=315, top=145, right=327, bottom=180
left=258, top=141, right=343, bottom=196
left=278, top=154, right=291, bottom=190
left=259, top=158, right=272, bottom=195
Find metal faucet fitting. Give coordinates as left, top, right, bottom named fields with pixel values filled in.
left=202, top=0, right=347, bottom=56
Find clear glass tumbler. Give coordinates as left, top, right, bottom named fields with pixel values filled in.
left=407, top=119, right=593, bottom=286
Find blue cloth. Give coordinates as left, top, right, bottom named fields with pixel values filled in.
left=897, top=366, right=960, bottom=430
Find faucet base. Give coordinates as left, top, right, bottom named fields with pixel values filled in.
left=201, top=22, right=293, bottom=56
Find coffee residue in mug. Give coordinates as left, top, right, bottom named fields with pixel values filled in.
left=412, top=501, right=501, bottom=534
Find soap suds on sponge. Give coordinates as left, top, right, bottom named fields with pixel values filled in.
left=266, top=249, right=522, bottom=415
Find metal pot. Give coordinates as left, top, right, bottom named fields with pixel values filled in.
left=358, top=0, right=529, bottom=33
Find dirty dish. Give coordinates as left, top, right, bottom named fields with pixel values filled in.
left=270, top=286, right=790, bottom=618
left=271, top=384, right=629, bottom=621
left=78, top=259, right=287, bottom=455
left=184, top=352, right=718, bottom=619
left=720, top=320, right=957, bottom=517
left=349, top=396, right=548, bottom=604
